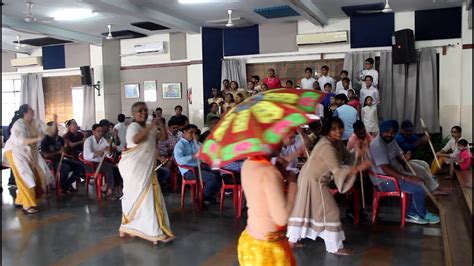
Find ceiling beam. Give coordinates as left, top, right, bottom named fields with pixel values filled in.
left=88, top=0, right=200, bottom=33
left=286, top=0, right=329, bottom=26
left=2, top=15, right=103, bottom=45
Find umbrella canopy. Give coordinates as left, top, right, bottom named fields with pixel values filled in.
left=198, top=88, right=324, bottom=168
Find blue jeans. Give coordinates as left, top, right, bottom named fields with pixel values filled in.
left=377, top=179, right=427, bottom=218
left=157, top=167, right=171, bottom=184
left=184, top=168, right=220, bottom=198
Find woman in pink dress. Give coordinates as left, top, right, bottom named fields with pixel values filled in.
left=263, top=68, right=282, bottom=89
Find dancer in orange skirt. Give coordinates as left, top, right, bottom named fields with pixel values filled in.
left=238, top=155, right=297, bottom=266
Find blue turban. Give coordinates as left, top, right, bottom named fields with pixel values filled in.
left=379, top=120, right=399, bottom=134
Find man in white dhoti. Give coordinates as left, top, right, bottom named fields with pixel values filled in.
left=118, top=101, right=174, bottom=244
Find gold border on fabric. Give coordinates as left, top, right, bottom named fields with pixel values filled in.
left=121, top=182, right=152, bottom=225
left=151, top=173, right=174, bottom=237
left=118, top=227, right=169, bottom=242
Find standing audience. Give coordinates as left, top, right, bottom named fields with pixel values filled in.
left=301, top=67, right=317, bottom=90
left=333, top=94, right=358, bottom=144
left=317, top=65, right=335, bottom=92
left=114, top=114, right=128, bottom=152
left=263, top=68, right=282, bottom=89
left=361, top=96, right=379, bottom=137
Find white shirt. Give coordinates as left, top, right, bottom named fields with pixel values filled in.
left=300, top=77, right=317, bottom=90
left=113, top=122, right=127, bottom=151
left=360, top=86, right=380, bottom=106
left=336, top=86, right=349, bottom=96
left=83, top=135, right=111, bottom=163
left=317, top=76, right=335, bottom=92
left=361, top=69, right=379, bottom=89
left=315, top=103, right=324, bottom=118
left=335, top=81, right=353, bottom=94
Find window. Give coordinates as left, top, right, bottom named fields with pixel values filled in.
left=71, top=87, right=84, bottom=127
left=2, top=79, right=21, bottom=126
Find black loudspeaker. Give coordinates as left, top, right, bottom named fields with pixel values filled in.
left=80, top=66, right=93, bottom=86
left=392, top=29, right=417, bottom=65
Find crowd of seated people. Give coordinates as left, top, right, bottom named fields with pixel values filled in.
left=2, top=56, right=471, bottom=246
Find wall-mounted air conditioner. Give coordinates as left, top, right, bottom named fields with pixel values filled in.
left=11, top=56, right=42, bottom=67
left=134, top=41, right=167, bottom=55
left=296, top=31, right=348, bottom=45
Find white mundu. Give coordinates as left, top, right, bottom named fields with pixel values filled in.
left=118, top=122, right=174, bottom=242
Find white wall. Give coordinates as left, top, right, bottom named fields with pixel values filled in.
left=461, top=3, right=473, bottom=140
left=186, top=33, right=205, bottom=128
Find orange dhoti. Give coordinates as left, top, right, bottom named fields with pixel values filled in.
left=238, top=229, right=296, bottom=266
left=4, top=150, right=43, bottom=208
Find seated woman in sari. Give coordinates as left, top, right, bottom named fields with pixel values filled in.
left=2, top=104, right=55, bottom=214
left=118, top=101, right=174, bottom=244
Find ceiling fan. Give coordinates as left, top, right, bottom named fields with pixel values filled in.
left=106, top=24, right=114, bottom=40
left=15, top=35, right=27, bottom=49
left=206, top=9, right=250, bottom=27
left=356, top=0, right=393, bottom=14
left=23, top=1, right=54, bottom=23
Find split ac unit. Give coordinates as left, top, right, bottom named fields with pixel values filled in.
left=134, top=41, right=167, bottom=55
left=11, top=56, right=42, bottom=67
left=296, top=31, right=348, bottom=45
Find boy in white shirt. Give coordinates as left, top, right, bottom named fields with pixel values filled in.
left=83, top=123, right=121, bottom=200
left=336, top=77, right=351, bottom=96
left=317, top=65, right=335, bottom=92
left=300, top=67, right=317, bottom=90
left=113, top=114, right=127, bottom=152
left=359, top=57, right=378, bottom=89
left=336, top=70, right=352, bottom=93
left=251, top=75, right=261, bottom=92
left=359, top=75, right=380, bottom=105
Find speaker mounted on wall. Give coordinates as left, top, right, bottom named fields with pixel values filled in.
left=80, top=65, right=101, bottom=96
left=391, top=29, right=417, bottom=65
left=80, top=66, right=93, bottom=86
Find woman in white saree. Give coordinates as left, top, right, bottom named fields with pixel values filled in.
left=2, top=104, right=55, bottom=214
left=118, top=102, right=175, bottom=244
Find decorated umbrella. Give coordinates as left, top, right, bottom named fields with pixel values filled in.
left=198, top=88, right=324, bottom=168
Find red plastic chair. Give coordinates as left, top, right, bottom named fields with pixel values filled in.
left=173, top=159, right=203, bottom=210
left=42, top=157, right=57, bottom=195
left=330, top=187, right=360, bottom=224
left=78, top=153, right=105, bottom=200
left=170, top=161, right=179, bottom=193
left=218, top=169, right=242, bottom=217
left=368, top=170, right=410, bottom=228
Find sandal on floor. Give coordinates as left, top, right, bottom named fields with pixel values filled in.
left=160, top=236, right=176, bottom=243
left=22, top=207, right=38, bottom=214
left=290, top=242, right=305, bottom=248
left=330, top=248, right=355, bottom=256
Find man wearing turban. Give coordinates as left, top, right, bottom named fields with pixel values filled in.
left=368, top=120, right=440, bottom=225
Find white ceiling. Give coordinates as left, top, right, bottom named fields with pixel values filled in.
left=1, top=0, right=463, bottom=50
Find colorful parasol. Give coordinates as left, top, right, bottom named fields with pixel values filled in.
left=198, top=88, right=324, bottom=168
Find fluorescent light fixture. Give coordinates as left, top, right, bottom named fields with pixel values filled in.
left=178, top=0, right=233, bottom=4
left=50, top=8, right=95, bottom=21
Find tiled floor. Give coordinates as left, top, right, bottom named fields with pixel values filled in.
left=1, top=170, right=447, bottom=266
